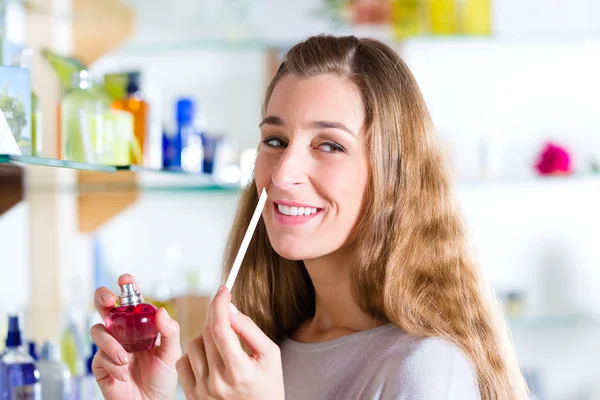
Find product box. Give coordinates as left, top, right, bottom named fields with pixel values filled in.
left=0, top=66, right=31, bottom=155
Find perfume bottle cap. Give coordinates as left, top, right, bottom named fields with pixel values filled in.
left=6, top=315, right=23, bottom=348
left=119, top=283, right=143, bottom=306
left=40, top=340, right=60, bottom=361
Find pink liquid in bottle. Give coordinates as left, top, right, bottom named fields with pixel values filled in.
left=106, top=283, right=159, bottom=353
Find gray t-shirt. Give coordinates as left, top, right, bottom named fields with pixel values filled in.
left=280, top=324, right=480, bottom=400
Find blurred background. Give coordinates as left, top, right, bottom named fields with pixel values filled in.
left=0, top=0, right=599, bottom=399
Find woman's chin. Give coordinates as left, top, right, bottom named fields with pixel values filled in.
left=270, top=241, right=317, bottom=261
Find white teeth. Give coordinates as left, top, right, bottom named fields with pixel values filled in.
left=277, top=204, right=320, bottom=216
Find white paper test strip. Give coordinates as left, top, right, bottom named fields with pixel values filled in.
left=225, top=188, right=268, bottom=292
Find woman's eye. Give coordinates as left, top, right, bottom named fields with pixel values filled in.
left=317, top=142, right=345, bottom=153
left=262, top=137, right=287, bottom=148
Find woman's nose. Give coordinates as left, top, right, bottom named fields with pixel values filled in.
left=271, top=145, right=309, bottom=190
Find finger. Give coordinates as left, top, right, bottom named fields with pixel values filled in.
left=94, top=287, right=117, bottom=321
left=154, top=307, right=182, bottom=366
left=91, top=351, right=110, bottom=382
left=176, top=355, right=196, bottom=398
left=210, top=287, right=250, bottom=370
left=93, top=274, right=137, bottom=321
left=203, top=307, right=225, bottom=374
left=90, top=324, right=130, bottom=366
left=186, top=336, right=209, bottom=381
left=92, top=349, right=130, bottom=383
left=229, top=306, right=278, bottom=361
left=117, top=273, right=137, bottom=287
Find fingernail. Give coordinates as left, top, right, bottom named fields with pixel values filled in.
left=218, top=285, right=226, bottom=293
left=118, top=350, right=129, bottom=365
left=228, top=302, right=239, bottom=315
left=121, top=372, right=129, bottom=382
left=101, top=292, right=114, bottom=303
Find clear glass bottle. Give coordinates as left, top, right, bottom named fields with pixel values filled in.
left=60, top=70, right=111, bottom=163
left=35, top=340, right=72, bottom=400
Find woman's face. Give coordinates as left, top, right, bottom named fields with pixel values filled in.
left=255, top=73, right=369, bottom=261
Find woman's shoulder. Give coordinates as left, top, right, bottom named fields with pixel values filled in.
left=375, top=329, right=480, bottom=399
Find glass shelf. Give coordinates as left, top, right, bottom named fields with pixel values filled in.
left=507, top=314, right=599, bottom=330
left=0, top=156, right=240, bottom=194
left=0, top=154, right=117, bottom=172
left=120, top=166, right=242, bottom=194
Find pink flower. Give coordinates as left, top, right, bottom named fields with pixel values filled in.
left=534, top=142, right=572, bottom=175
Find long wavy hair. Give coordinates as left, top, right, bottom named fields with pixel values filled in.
left=222, top=35, right=528, bottom=399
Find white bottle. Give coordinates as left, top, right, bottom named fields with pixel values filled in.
left=36, top=340, right=72, bottom=400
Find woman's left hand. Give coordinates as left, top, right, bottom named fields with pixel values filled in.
left=176, top=286, right=285, bottom=400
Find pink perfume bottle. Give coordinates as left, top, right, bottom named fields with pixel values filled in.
left=106, top=283, right=159, bottom=352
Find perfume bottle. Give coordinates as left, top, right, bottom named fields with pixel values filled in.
left=106, top=284, right=159, bottom=352
left=1, top=315, right=42, bottom=399
left=111, top=73, right=149, bottom=165
left=60, top=70, right=112, bottom=162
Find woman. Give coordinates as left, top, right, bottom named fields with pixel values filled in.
left=91, top=35, right=529, bottom=399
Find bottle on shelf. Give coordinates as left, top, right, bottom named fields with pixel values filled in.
left=111, top=72, right=148, bottom=165
left=391, top=0, right=424, bottom=39
left=430, top=0, right=458, bottom=35
left=60, top=70, right=112, bottom=163
left=163, top=97, right=204, bottom=172
left=0, top=315, right=41, bottom=399
left=73, top=343, right=101, bottom=400
left=36, top=340, right=72, bottom=400
left=12, top=48, right=42, bottom=157
left=460, top=0, right=491, bottom=35
left=27, top=341, right=38, bottom=361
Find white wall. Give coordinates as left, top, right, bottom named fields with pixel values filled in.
left=401, top=37, right=600, bottom=181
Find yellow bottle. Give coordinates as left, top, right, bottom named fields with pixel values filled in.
left=111, top=74, right=148, bottom=165
left=430, top=0, right=457, bottom=35
left=391, top=0, right=423, bottom=39
left=462, top=0, right=491, bottom=35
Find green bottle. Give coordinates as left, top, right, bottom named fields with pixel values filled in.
left=60, top=70, right=111, bottom=163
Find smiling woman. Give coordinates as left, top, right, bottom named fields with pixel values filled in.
left=220, top=35, right=530, bottom=400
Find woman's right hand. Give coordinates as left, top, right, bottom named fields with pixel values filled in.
left=90, top=274, right=181, bottom=400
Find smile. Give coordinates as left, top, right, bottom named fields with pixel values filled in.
left=273, top=202, right=323, bottom=225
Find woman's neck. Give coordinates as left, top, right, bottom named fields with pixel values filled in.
left=293, top=252, right=387, bottom=343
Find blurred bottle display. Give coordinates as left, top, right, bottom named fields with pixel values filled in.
left=389, top=0, right=492, bottom=38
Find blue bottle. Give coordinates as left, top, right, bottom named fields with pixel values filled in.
left=162, top=98, right=194, bottom=171
left=0, top=357, right=7, bottom=400
left=27, top=342, right=38, bottom=362
left=73, top=343, right=101, bottom=400
left=1, top=315, right=41, bottom=400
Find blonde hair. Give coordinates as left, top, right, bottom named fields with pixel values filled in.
left=222, top=35, right=528, bottom=399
